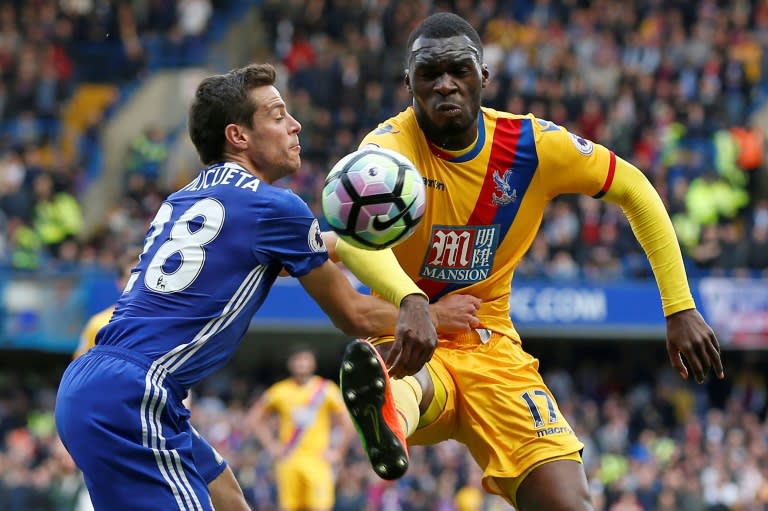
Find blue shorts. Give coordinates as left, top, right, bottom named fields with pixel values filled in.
left=55, top=345, right=212, bottom=511
left=191, top=426, right=227, bottom=484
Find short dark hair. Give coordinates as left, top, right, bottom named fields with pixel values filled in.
left=288, top=344, right=315, bottom=359
left=405, top=12, right=483, bottom=64
left=188, top=63, right=277, bottom=164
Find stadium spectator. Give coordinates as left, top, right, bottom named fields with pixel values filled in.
left=30, top=173, right=82, bottom=260
left=125, top=125, right=170, bottom=183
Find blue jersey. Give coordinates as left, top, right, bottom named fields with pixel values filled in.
left=97, top=162, right=328, bottom=388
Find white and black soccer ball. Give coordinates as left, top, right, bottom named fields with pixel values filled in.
left=321, top=147, right=426, bottom=250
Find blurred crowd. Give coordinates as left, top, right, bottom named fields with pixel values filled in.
left=1, top=348, right=767, bottom=511
left=0, top=0, right=766, bottom=279
left=0, top=0, right=767, bottom=279
left=0, top=0, right=220, bottom=271
left=256, top=0, right=768, bottom=281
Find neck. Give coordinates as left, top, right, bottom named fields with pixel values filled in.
left=438, top=130, right=478, bottom=153
left=293, top=375, right=312, bottom=385
left=221, top=153, right=271, bottom=183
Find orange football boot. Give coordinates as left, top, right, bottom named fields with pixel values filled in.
left=339, top=340, right=409, bottom=480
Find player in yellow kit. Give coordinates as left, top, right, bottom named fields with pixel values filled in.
left=74, top=251, right=251, bottom=511
left=335, top=12, right=725, bottom=511
left=247, top=345, right=355, bottom=511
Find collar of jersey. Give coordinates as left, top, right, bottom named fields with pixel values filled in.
left=426, top=112, right=485, bottom=163
left=209, top=161, right=249, bottom=173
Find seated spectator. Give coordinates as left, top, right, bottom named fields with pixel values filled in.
left=31, top=173, right=81, bottom=259
left=125, top=126, right=169, bottom=184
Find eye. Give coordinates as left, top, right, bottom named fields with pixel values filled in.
left=418, top=69, right=440, bottom=80
left=451, top=64, right=472, bottom=76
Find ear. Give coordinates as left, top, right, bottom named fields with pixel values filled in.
left=481, top=64, right=490, bottom=88
left=404, top=69, right=412, bottom=93
left=224, top=123, right=248, bottom=151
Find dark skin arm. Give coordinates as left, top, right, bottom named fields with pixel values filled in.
left=666, top=308, right=724, bottom=384
left=387, top=293, right=480, bottom=379
left=388, top=295, right=436, bottom=379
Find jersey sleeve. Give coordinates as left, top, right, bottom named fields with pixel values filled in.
left=533, top=118, right=617, bottom=199
left=252, top=190, right=329, bottom=278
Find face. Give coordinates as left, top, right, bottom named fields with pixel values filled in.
left=288, top=351, right=316, bottom=379
left=238, top=85, right=302, bottom=182
left=406, top=35, right=488, bottom=149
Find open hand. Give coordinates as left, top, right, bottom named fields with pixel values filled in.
left=386, top=294, right=437, bottom=379
left=666, top=308, right=725, bottom=384
left=431, top=294, right=481, bottom=334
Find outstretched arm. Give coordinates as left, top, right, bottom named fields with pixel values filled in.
left=299, top=259, right=411, bottom=338
left=333, top=238, right=444, bottom=378
left=602, top=157, right=724, bottom=383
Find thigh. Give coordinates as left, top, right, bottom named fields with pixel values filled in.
left=275, top=458, right=306, bottom=511
left=302, top=459, right=334, bottom=511
left=447, top=336, right=584, bottom=482
left=275, top=457, right=334, bottom=511
left=55, top=353, right=211, bottom=511
left=511, top=458, right=593, bottom=511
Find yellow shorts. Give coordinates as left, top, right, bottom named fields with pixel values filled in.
left=274, top=456, right=334, bottom=511
left=406, top=331, right=584, bottom=498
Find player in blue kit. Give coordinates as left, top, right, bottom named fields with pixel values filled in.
left=73, top=250, right=250, bottom=510
left=54, top=63, right=476, bottom=511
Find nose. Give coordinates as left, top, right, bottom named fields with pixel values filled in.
left=434, top=73, right=457, bottom=95
left=289, top=113, right=301, bottom=134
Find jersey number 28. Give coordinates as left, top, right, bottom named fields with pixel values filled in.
left=126, top=198, right=226, bottom=294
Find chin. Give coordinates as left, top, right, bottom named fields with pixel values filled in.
left=433, top=121, right=470, bottom=140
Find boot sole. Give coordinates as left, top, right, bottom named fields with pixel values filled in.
left=340, top=341, right=408, bottom=480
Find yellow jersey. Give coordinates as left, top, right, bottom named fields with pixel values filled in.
left=361, top=107, right=616, bottom=340
left=260, top=376, right=344, bottom=459
left=73, top=305, right=114, bottom=359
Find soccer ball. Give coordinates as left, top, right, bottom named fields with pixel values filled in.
left=321, top=147, right=426, bottom=250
